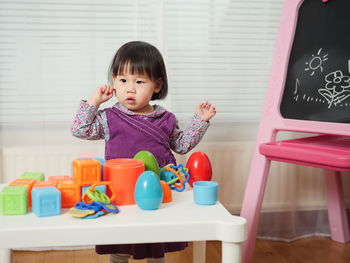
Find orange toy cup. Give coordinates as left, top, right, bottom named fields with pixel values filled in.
left=103, top=159, right=145, bottom=205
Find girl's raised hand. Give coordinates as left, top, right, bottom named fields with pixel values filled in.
left=87, top=85, right=115, bottom=107
left=196, top=101, right=216, bottom=122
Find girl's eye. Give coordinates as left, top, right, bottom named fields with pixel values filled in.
left=120, top=79, right=126, bottom=83
left=136, top=80, right=144, bottom=84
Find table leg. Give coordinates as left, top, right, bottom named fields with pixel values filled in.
left=193, top=241, right=206, bottom=263
left=222, top=241, right=241, bottom=263
left=0, top=248, right=11, bottom=263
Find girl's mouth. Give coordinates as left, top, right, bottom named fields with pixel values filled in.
left=126, top=97, right=136, bottom=104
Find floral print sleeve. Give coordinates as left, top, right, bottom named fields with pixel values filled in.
left=170, top=113, right=210, bottom=154
left=71, top=100, right=109, bottom=141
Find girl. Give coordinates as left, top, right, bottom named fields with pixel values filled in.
left=71, top=41, right=216, bottom=263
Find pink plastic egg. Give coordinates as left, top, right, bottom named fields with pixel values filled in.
left=186, top=152, right=212, bottom=187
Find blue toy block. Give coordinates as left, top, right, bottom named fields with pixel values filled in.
left=32, top=187, right=61, bottom=217
left=81, top=185, right=106, bottom=196
left=0, top=186, right=28, bottom=215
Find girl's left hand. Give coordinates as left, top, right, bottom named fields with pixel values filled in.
left=196, top=101, right=216, bottom=122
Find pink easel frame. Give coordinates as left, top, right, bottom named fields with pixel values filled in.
left=240, top=0, right=350, bottom=262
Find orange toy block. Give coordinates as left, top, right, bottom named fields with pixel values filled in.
left=48, top=175, right=70, bottom=186
left=33, top=181, right=57, bottom=189
left=57, top=180, right=81, bottom=208
left=72, top=159, right=101, bottom=187
left=9, top=179, right=36, bottom=207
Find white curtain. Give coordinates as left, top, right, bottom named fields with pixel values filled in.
left=1, top=0, right=348, bottom=243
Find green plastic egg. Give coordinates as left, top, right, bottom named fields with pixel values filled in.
left=133, top=151, right=160, bottom=177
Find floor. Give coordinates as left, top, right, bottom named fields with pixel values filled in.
left=11, top=236, right=350, bottom=263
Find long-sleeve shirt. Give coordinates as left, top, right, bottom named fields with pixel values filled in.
left=71, top=101, right=210, bottom=154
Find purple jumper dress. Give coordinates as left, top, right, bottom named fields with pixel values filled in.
left=95, top=107, right=188, bottom=259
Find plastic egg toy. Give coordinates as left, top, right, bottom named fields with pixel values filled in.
left=134, top=151, right=160, bottom=176
left=186, top=151, right=212, bottom=187
left=134, top=171, right=163, bottom=210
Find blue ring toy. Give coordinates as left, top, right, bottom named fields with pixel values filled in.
left=75, top=201, right=103, bottom=212
left=169, top=164, right=190, bottom=192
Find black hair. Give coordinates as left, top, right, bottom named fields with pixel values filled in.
left=108, top=41, right=168, bottom=100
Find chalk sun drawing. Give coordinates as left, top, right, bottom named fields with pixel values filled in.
left=304, top=48, right=328, bottom=76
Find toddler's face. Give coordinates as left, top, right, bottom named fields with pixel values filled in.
left=113, top=67, right=162, bottom=114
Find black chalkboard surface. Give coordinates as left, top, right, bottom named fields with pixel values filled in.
left=280, top=0, right=350, bottom=123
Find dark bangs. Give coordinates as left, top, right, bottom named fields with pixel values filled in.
left=108, top=41, right=168, bottom=100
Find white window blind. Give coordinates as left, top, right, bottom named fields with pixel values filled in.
left=0, top=0, right=163, bottom=123
left=0, top=0, right=283, bottom=124
left=165, top=0, right=283, bottom=122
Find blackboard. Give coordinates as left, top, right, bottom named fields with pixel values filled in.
left=280, top=0, right=350, bottom=123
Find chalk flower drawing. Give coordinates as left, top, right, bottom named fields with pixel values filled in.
left=304, top=48, right=328, bottom=76
left=318, top=70, right=350, bottom=108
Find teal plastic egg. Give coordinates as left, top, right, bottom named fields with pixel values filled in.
left=134, top=171, right=163, bottom=210
left=133, top=151, right=160, bottom=176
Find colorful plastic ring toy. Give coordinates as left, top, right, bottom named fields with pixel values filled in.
left=82, top=181, right=116, bottom=204
left=75, top=201, right=103, bottom=212
left=164, top=167, right=184, bottom=191
left=86, top=188, right=110, bottom=204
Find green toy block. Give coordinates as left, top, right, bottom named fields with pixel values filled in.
left=20, top=172, right=45, bottom=182
left=0, top=186, right=28, bottom=215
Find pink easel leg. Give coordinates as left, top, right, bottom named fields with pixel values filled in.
left=240, top=148, right=271, bottom=263
left=324, top=170, right=350, bottom=243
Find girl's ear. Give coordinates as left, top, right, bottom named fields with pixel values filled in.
left=154, top=78, right=163, bottom=93
left=111, top=74, right=117, bottom=95
left=112, top=74, right=118, bottom=86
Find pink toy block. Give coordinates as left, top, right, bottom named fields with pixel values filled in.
left=33, top=181, right=57, bottom=189
left=48, top=176, right=70, bottom=186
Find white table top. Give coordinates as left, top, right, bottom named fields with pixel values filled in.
left=0, top=184, right=246, bottom=249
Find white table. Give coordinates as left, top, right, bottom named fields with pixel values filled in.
left=0, top=184, right=246, bottom=263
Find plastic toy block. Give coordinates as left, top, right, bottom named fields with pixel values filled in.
left=32, top=187, right=61, bottom=217
left=0, top=186, right=28, bottom=215
left=57, top=180, right=81, bottom=208
left=9, top=179, right=36, bottom=207
left=48, top=176, right=70, bottom=186
left=33, top=181, right=57, bottom=189
left=71, top=157, right=105, bottom=180
left=20, top=172, right=45, bottom=182
left=72, top=159, right=101, bottom=187
left=82, top=184, right=106, bottom=196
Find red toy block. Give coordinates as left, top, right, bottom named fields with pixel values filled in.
left=9, top=179, right=36, bottom=207
left=57, top=180, right=81, bottom=208
left=48, top=175, right=70, bottom=186
left=72, top=159, right=101, bottom=187
left=33, top=181, right=57, bottom=189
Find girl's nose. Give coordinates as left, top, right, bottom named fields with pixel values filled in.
left=126, top=82, right=136, bottom=93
